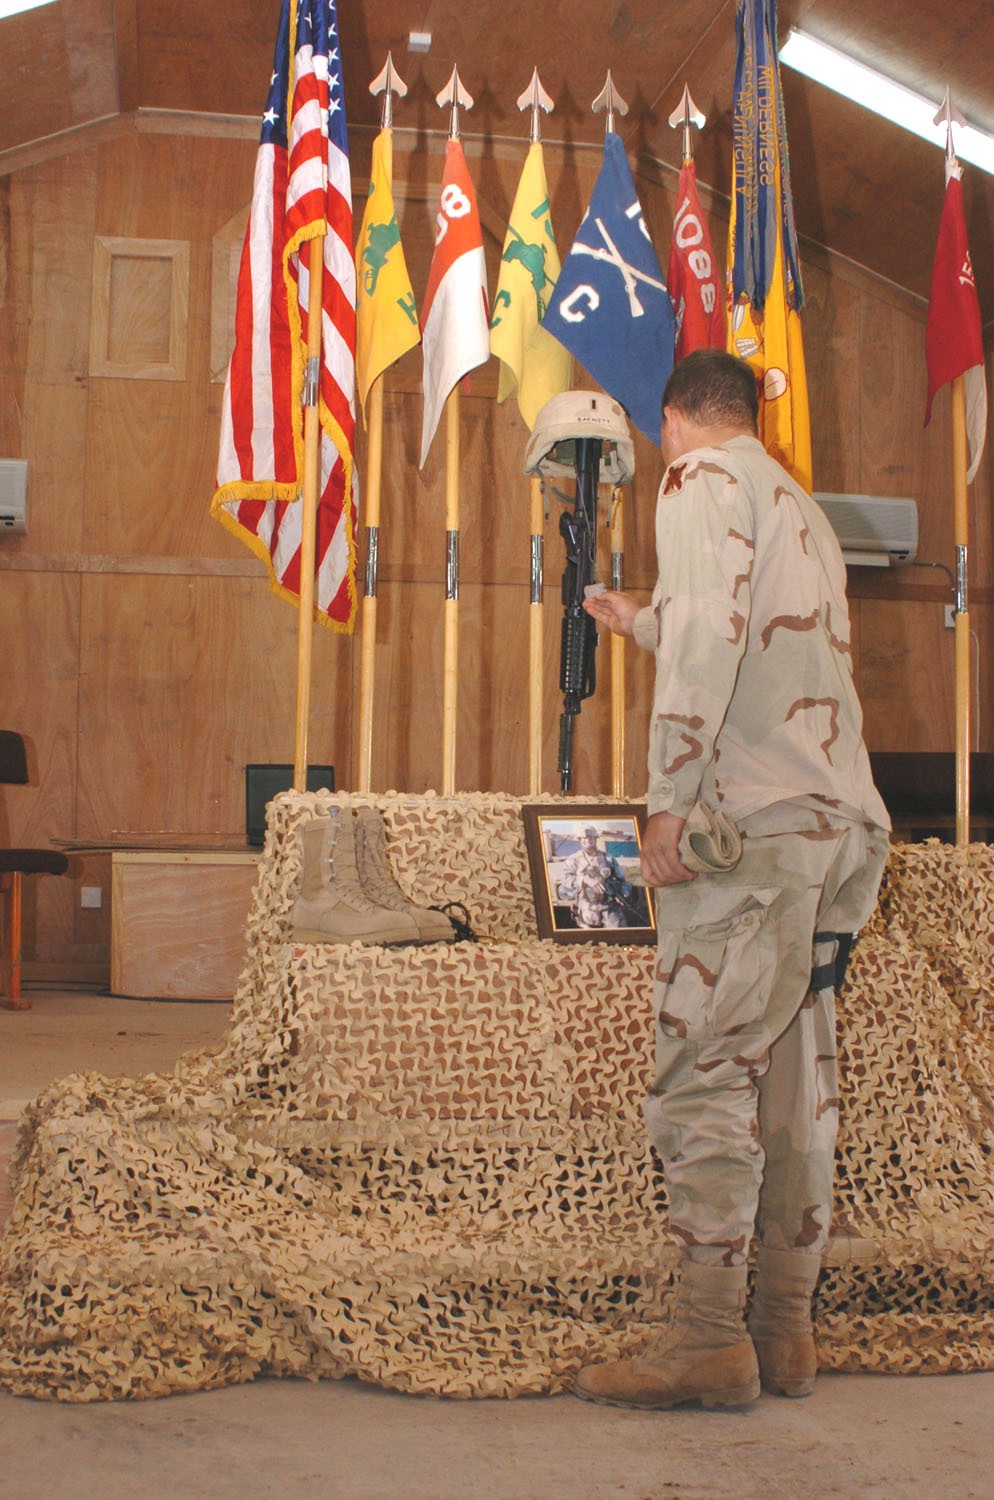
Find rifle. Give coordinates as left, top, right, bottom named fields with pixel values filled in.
left=557, top=436, right=602, bottom=792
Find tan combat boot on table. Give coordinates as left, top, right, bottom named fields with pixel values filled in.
left=573, top=1260, right=760, bottom=1410
left=291, top=811, right=421, bottom=946
left=748, top=1246, right=820, bottom=1397
left=354, top=806, right=456, bottom=943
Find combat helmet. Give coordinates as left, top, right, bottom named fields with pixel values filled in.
left=523, top=391, right=635, bottom=487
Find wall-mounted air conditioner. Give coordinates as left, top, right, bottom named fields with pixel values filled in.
left=0, top=460, right=28, bottom=536
left=813, top=493, right=918, bottom=567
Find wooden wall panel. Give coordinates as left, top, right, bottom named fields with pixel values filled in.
left=82, top=133, right=266, bottom=561
left=857, top=598, right=957, bottom=751
left=0, top=571, right=82, bottom=967
left=0, top=573, right=79, bottom=845
left=76, top=573, right=352, bottom=839
left=0, top=4, right=78, bottom=153
left=89, top=235, right=190, bottom=379
left=83, top=378, right=235, bottom=558
left=858, top=295, right=941, bottom=532
left=356, top=520, right=655, bottom=800
left=353, top=579, right=547, bottom=796
left=802, top=260, right=862, bottom=496
left=1, top=157, right=97, bottom=557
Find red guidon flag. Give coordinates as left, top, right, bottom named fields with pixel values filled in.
left=925, top=162, right=987, bottom=484
left=667, top=161, right=724, bottom=361
left=212, top=0, right=357, bottom=630
left=419, top=139, right=490, bottom=466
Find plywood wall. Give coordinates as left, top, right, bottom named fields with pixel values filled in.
left=0, top=120, right=989, bottom=979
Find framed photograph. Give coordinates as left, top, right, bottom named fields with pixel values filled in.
left=522, top=804, right=656, bottom=944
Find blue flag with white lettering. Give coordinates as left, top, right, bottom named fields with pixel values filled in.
left=542, top=133, right=675, bottom=446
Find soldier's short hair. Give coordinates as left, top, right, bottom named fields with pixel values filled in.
left=662, top=348, right=759, bottom=432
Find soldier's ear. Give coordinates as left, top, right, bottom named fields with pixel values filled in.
left=661, top=406, right=680, bottom=459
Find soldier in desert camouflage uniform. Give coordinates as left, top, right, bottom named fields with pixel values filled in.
left=557, top=826, right=630, bottom=929
left=575, top=348, right=889, bottom=1411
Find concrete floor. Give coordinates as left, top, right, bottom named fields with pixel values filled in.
left=1, top=989, right=992, bottom=1500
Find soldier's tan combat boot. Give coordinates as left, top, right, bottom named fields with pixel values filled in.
left=748, top=1246, right=820, bottom=1397
left=291, top=811, right=420, bottom=945
left=573, top=1261, right=760, bottom=1409
left=354, top=806, right=456, bottom=943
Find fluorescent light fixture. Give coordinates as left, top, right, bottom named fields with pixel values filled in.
left=0, top=0, right=58, bottom=15
left=780, top=28, right=994, bottom=178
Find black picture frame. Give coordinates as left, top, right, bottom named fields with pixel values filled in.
left=522, top=803, right=656, bottom=944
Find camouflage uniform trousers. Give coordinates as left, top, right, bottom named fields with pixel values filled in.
left=644, top=804, right=888, bottom=1268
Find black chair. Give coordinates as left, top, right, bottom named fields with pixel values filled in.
left=0, top=732, right=68, bottom=1011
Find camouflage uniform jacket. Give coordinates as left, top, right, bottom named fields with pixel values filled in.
left=633, top=435, right=889, bottom=831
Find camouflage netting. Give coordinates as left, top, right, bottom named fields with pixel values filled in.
left=2, top=790, right=994, bottom=1402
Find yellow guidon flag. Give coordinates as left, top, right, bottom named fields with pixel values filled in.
left=726, top=0, right=812, bottom=494
left=355, top=127, right=419, bottom=418
left=490, top=141, right=571, bottom=430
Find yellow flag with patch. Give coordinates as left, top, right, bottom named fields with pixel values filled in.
left=726, top=0, right=812, bottom=494
left=355, top=128, right=419, bottom=418
left=727, top=194, right=812, bottom=495
left=490, top=141, right=571, bottom=430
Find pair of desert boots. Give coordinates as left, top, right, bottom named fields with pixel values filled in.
left=292, top=807, right=455, bottom=947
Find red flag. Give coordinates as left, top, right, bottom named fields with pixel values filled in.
left=667, top=162, right=724, bottom=361
left=211, top=0, right=357, bottom=630
left=925, top=165, right=987, bottom=483
left=419, top=139, right=490, bottom=466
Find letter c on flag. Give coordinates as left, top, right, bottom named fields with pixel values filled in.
left=561, top=285, right=600, bottom=323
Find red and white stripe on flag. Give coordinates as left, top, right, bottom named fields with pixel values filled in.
left=212, top=0, right=357, bottom=631
left=925, top=166, right=987, bottom=484
left=419, top=138, right=490, bottom=467
left=667, top=162, right=724, bottom=362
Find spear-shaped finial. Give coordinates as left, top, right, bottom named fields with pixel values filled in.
left=516, top=67, right=554, bottom=143
left=369, top=52, right=408, bottom=130
left=592, top=71, right=628, bottom=135
left=436, top=65, right=474, bottom=139
left=668, top=84, right=706, bottom=165
left=934, top=86, right=967, bottom=180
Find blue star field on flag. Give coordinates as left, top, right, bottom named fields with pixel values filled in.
left=259, top=0, right=347, bottom=155
left=542, top=132, right=675, bottom=446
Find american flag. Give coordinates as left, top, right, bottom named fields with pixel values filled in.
left=212, top=0, right=357, bottom=631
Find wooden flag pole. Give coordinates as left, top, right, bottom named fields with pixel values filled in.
left=356, top=59, right=407, bottom=794
left=528, top=475, right=545, bottom=795
left=934, top=99, right=976, bottom=847
left=356, top=372, right=384, bottom=792
left=609, top=486, right=625, bottom=797
left=442, top=385, right=461, bottom=796
left=591, top=75, right=630, bottom=798
left=293, top=234, right=325, bottom=790
left=952, top=374, right=971, bottom=845
left=435, top=66, right=474, bottom=797
left=518, top=72, right=554, bottom=799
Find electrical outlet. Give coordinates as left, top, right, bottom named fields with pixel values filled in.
left=80, top=886, right=102, bottom=909
left=944, top=605, right=956, bottom=629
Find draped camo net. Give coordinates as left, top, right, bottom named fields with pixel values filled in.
left=2, top=789, right=994, bottom=1402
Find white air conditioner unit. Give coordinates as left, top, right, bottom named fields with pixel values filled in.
left=813, top=493, right=918, bottom=567
left=0, top=459, right=27, bottom=536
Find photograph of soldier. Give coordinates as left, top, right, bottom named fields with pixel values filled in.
left=536, top=816, right=653, bottom=933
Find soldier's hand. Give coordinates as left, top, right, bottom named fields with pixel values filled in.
left=641, top=811, right=696, bottom=887
left=582, top=589, right=640, bottom=637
